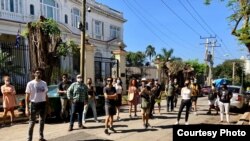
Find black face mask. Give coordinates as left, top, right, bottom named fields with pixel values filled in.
left=185, top=84, right=189, bottom=87
left=88, top=82, right=92, bottom=85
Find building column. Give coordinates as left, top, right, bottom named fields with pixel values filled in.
left=154, top=59, right=161, bottom=82
left=112, top=49, right=127, bottom=93
left=85, top=44, right=95, bottom=84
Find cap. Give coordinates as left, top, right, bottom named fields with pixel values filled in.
left=141, top=78, right=147, bottom=81
left=184, top=80, right=189, bottom=84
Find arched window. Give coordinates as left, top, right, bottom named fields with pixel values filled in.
left=40, top=0, right=59, bottom=21
left=65, top=14, right=68, bottom=24
left=0, top=0, right=23, bottom=13
left=71, top=8, right=80, bottom=28
left=30, top=4, right=34, bottom=15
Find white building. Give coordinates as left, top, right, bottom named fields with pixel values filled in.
left=0, top=0, right=127, bottom=84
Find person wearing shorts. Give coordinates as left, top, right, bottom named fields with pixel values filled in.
left=103, top=77, right=117, bottom=135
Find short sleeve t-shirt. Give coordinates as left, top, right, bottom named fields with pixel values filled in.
left=181, top=87, right=191, bottom=100
left=25, top=80, right=48, bottom=103
left=103, top=86, right=116, bottom=106
left=58, top=81, right=72, bottom=99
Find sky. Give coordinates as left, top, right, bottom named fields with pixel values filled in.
left=95, top=0, right=249, bottom=66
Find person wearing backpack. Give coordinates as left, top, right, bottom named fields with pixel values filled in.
left=207, top=82, right=219, bottom=115
left=218, top=82, right=232, bottom=123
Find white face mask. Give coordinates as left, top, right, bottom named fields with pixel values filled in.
left=77, top=78, right=82, bottom=82
left=117, top=80, right=121, bottom=84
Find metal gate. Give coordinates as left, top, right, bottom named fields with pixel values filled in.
left=94, top=56, right=119, bottom=81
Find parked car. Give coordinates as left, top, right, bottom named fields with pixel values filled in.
left=226, top=85, right=249, bottom=112
left=18, top=84, right=105, bottom=121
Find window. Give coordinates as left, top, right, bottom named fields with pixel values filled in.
left=110, top=25, right=120, bottom=39
left=30, top=4, right=34, bottom=15
left=40, top=0, right=59, bottom=21
left=0, top=0, right=23, bottom=13
left=65, top=14, right=68, bottom=24
left=71, top=8, right=80, bottom=28
left=94, top=20, right=103, bottom=40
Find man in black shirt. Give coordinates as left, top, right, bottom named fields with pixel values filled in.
left=103, top=77, right=117, bottom=135
left=58, top=74, right=72, bottom=122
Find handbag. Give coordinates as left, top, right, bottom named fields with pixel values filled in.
left=128, top=92, right=134, bottom=101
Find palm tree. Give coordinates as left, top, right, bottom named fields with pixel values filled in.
left=145, top=45, right=156, bottom=63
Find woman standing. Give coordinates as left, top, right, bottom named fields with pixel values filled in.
left=218, top=82, right=232, bottom=123
left=175, top=80, right=192, bottom=125
left=139, top=79, right=151, bottom=129
left=128, top=79, right=139, bottom=118
left=1, top=75, right=17, bottom=125
left=114, top=77, right=123, bottom=121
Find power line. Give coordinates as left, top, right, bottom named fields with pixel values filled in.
left=186, top=0, right=235, bottom=58
left=177, top=0, right=211, bottom=35
left=132, top=0, right=198, bottom=52
left=160, top=0, right=201, bottom=36
left=121, top=0, right=171, bottom=48
left=122, top=0, right=190, bottom=57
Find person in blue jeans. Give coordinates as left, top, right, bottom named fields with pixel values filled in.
left=67, top=74, right=88, bottom=131
left=82, top=78, right=98, bottom=123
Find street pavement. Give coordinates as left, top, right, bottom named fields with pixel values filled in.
left=0, top=96, right=246, bottom=141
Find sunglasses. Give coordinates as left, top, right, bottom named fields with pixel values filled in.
left=107, top=80, right=112, bottom=82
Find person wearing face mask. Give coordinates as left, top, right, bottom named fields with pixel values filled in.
left=114, top=77, right=123, bottom=121
left=1, top=75, right=17, bottom=126
left=25, top=68, right=48, bottom=141
left=67, top=74, right=88, bottom=131
left=82, top=78, right=99, bottom=123
left=175, top=80, right=192, bottom=125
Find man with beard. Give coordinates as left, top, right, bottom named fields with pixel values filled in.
left=25, top=68, right=48, bottom=141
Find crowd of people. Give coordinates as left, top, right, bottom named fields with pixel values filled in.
left=1, top=67, right=234, bottom=140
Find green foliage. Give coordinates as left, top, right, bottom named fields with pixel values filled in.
left=57, top=40, right=80, bottom=57
left=185, top=59, right=206, bottom=76
left=126, top=51, right=146, bottom=67
left=0, top=50, right=23, bottom=76
left=145, top=45, right=156, bottom=62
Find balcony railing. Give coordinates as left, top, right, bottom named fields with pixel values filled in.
left=0, top=11, right=25, bottom=22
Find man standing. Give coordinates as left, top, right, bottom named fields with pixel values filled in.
left=166, top=79, right=175, bottom=112
left=57, top=74, right=72, bottom=122
left=103, top=77, right=117, bottom=135
left=67, top=74, right=88, bottom=131
left=25, top=68, right=48, bottom=141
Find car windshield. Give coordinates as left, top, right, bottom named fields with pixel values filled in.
left=228, top=87, right=240, bottom=93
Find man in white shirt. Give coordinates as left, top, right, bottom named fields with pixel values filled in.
left=25, top=68, right=48, bottom=141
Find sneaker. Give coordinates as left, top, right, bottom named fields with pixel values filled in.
left=39, top=139, right=47, bottom=141
left=146, top=123, right=151, bottom=128
left=194, top=112, right=197, bottom=115
left=185, top=122, right=189, bottom=125
left=134, top=114, right=138, bottom=117
left=129, top=115, right=132, bottom=118
left=109, top=127, right=117, bottom=133
left=117, top=116, right=120, bottom=121
left=207, top=111, right=211, bottom=115
left=143, top=124, right=146, bottom=129
left=104, top=129, right=110, bottom=135
left=82, top=120, right=86, bottom=124
left=95, top=120, right=99, bottom=123
left=175, top=121, right=179, bottom=125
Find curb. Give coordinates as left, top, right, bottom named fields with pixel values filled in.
left=236, top=112, right=250, bottom=125
left=0, top=116, right=28, bottom=124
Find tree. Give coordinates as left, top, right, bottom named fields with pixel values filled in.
left=0, top=51, right=22, bottom=77
left=205, top=0, right=250, bottom=52
left=126, top=51, right=146, bottom=67
left=184, top=59, right=206, bottom=83
left=145, top=45, right=156, bottom=63
left=23, top=16, right=79, bottom=84
left=213, top=59, right=244, bottom=85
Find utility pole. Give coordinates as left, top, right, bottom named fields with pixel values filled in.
left=200, top=35, right=216, bottom=86
left=232, top=62, right=235, bottom=85
left=210, top=39, right=220, bottom=85
left=80, top=0, right=86, bottom=80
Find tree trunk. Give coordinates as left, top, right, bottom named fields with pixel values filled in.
left=27, top=17, right=61, bottom=84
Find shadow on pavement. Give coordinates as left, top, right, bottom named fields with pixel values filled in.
left=78, top=139, right=113, bottom=141
left=118, top=128, right=158, bottom=133
left=155, top=125, right=173, bottom=129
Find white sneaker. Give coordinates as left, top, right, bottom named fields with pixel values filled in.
left=175, top=121, right=179, bottom=125
left=82, top=120, right=86, bottom=124
left=194, top=112, right=197, bottom=115
left=185, top=122, right=189, bottom=125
